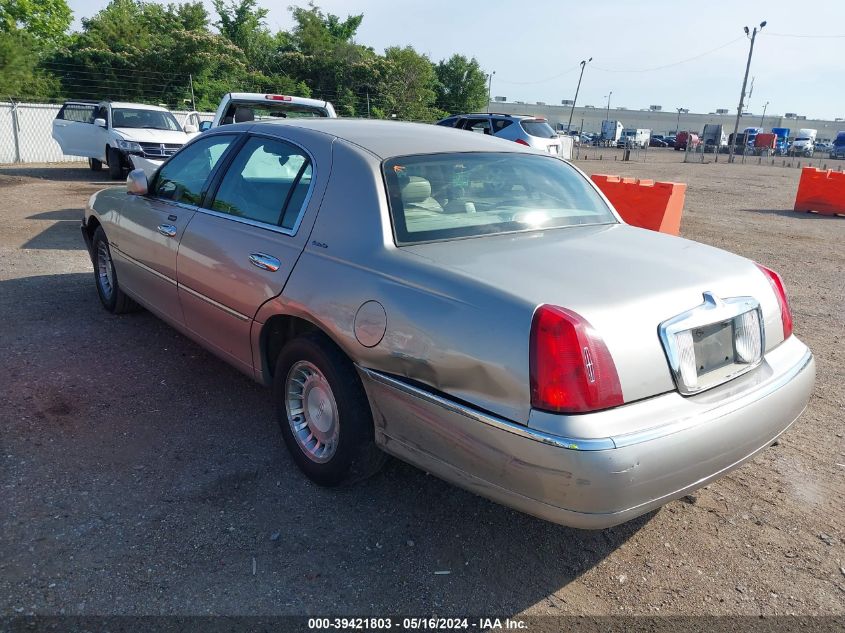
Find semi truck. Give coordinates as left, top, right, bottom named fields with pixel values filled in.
left=674, top=131, right=700, bottom=151
left=772, top=127, right=790, bottom=155
left=831, top=131, right=845, bottom=159
left=617, top=128, right=651, bottom=148
left=601, top=120, right=624, bottom=145
left=791, top=128, right=817, bottom=157
left=743, top=127, right=763, bottom=148
left=701, top=124, right=727, bottom=152
left=753, top=132, right=777, bottom=154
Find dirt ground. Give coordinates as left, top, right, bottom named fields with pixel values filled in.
left=1, top=151, right=843, bottom=619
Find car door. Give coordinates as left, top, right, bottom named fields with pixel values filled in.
left=110, top=133, right=238, bottom=325
left=176, top=133, right=326, bottom=374
left=459, top=117, right=493, bottom=135
left=52, top=103, right=97, bottom=156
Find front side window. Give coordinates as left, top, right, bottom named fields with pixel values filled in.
left=384, top=152, right=616, bottom=244
left=208, top=136, right=312, bottom=229
left=112, top=108, right=181, bottom=131
left=462, top=118, right=492, bottom=135
left=153, top=134, right=236, bottom=205
left=492, top=119, right=513, bottom=133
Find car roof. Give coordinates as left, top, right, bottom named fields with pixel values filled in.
left=246, top=118, right=537, bottom=159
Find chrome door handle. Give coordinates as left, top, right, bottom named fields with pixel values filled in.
left=249, top=253, right=281, bottom=272
left=157, top=224, right=177, bottom=238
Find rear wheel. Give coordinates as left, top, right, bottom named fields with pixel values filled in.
left=88, top=157, right=103, bottom=171
left=273, top=331, right=385, bottom=486
left=91, top=226, right=139, bottom=314
left=107, top=146, right=123, bottom=180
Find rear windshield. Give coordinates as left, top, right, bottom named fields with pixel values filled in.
left=383, top=152, right=616, bottom=244
left=223, top=101, right=329, bottom=123
left=520, top=120, right=556, bottom=138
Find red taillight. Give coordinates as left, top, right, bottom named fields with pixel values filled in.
left=756, top=263, right=794, bottom=339
left=529, top=305, right=624, bottom=414
left=265, top=94, right=292, bottom=101
left=514, top=138, right=529, bottom=146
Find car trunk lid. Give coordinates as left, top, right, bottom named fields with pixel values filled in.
left=403, top=223, right=782, bottom=403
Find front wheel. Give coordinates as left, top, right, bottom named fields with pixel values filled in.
left=91, top=226, right=139, bottom=314
left=107, top=146, right=123, bottom=180
left=273, top=331, right=385, bottom=486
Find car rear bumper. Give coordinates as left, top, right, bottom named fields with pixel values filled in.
left=358, top=336, right=814, bottom=529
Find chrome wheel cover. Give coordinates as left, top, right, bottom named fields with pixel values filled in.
left=96, top=241, right=114, bottom=300
left=285, top=361, right=339, bottom=463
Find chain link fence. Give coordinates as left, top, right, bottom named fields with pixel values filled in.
left=0, top=102, right=214, bottom=165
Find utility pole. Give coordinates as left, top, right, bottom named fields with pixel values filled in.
left=729, top=21, right=766, bottom=163
left=566, top=57, right=592, bottom=132
left=676, top=107, right=685, bottom=134
left=759, top=101, right=769, bottom=127
left=487, top=71, right=495, bottom=113
left=604, top=91, right=612, bottom=122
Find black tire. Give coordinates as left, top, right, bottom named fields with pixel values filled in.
left=88, top=157, right=103, bottom=171
left=107, top=146, right=123, bottom=180
left=91, top=226, right=140, bottom=314
left=273, top=331, right=386, bottom=487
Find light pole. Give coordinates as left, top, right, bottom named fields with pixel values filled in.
left=566, top=57, right=592, bottom=132
left=604, top=91, right=612, bottom=122
left=486, top=71, right=495, bottom=113
left=759, top=101, right=769, bottom=127
left=676, top=107, right=687, bottom=134
left=729, top=20, right=766, bottom=162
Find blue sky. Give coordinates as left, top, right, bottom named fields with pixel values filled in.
left=66, top=0, right=845, bottom=120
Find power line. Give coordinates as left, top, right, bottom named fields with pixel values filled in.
left=591, top=36, right=744, bottom=73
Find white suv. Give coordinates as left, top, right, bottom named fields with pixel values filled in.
left=435, top=113, right=572, bottom=158
left=52, top=101, right=200, bottom=179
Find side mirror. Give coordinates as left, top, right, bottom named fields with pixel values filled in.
left=199, top=121, right=212, bottom=132
left=126, top=169, right=148, bottom=195
left=184, top=123, right=198, bottom=134
left=94, top=118, right=107, bottom=128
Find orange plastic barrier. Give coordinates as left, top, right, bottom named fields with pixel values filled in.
left=590, top=174, right=687, bottom=235
left=793, top=167, right=845, bottom=215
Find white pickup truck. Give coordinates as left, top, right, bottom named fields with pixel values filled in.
left=199, top=93, right=337, bottom=131
left=51, top=101, right=201, bottom=179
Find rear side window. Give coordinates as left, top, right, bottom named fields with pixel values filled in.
left=492, top=119, right=513, bottom=133
left=153, top=134, right=236, bottom=205
left=436, top=117, right=459, bottom=127
left=520, top=120, right=556, bottom=138
left=208, top=136, right=312, bottom=230
left=56, top=104, right=96, bottom=123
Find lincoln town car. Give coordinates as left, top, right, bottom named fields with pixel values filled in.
left=81, top=119, right=815, bottom=528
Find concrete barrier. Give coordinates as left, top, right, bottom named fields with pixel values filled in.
left=793, top=167, right=845, bottom=216
left=590, top=174, right=687, bottom=235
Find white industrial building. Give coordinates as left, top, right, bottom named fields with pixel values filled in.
left=487, top=101, right=844, bottom=141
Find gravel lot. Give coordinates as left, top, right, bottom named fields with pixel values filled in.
left=1, top=152, right=843, bottom=618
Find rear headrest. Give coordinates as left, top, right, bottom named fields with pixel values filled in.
left=234, top=106, right=255, bottom=123
left=401, top=176, right=432, bottom=204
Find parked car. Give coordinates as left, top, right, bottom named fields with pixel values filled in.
left=203, top=93, right=337, bottom=132
left=436, top=113, right=569, bottom=157
left=664, top=136, right=676, bottom=148
left=52, top=100, right=200, bottom=179
left=830, top=131, right=845, bottom=159
left=649, top=137, right=669, bottom=148
left=81, top=119, right=815, bottom=529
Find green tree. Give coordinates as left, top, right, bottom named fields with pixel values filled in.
left=434, top=54, right=487, bottom=115
left=0, top=0, right=71, bottom=44
left=0, top=29, right=61, bottom=98
left=380, top=46, right=441, bottom=121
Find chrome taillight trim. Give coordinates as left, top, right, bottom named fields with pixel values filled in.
left=659, top=292, right=765, bottom=396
